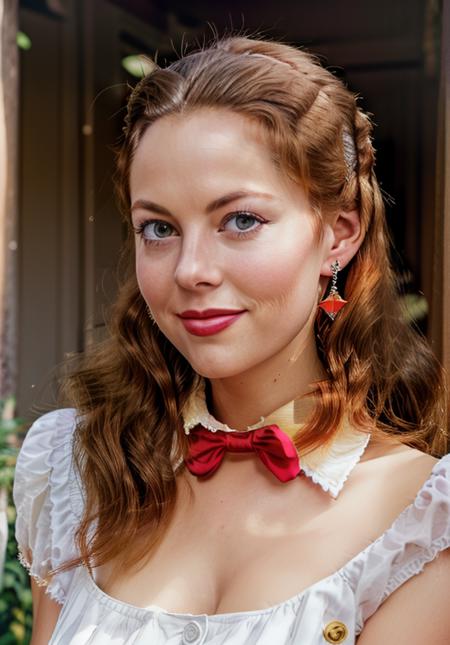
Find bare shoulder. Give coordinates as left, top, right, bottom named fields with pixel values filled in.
left=348, top=437, right=445, bottom=531
left=362, top=435, right=439, bottom=467
left=387, top=444, right=439, bottom=484
left=360, top=437, right=440, bottom=493
left=356, top=442, right=450, bottom=644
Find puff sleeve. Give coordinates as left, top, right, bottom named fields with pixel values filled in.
left=13, top=408, right=83, bottom=604
left=344, top=453, right=450, bottom=633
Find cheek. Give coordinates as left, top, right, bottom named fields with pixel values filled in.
left=234, top=237, right=321, bottom=314
left=135, top=253, right=169, bottom=308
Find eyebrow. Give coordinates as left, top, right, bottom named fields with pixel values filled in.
left=130, top=190, right=275, bottom=216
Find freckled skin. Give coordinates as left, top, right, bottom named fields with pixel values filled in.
left=129, top=109, right=341, bottom=424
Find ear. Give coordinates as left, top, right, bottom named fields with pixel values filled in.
left=320, top=209, right=363, bottom=277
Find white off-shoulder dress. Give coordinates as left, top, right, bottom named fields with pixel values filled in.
left=13, top=407, right=450, bottom=645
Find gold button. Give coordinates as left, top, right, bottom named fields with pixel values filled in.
left=323, top=620, right=348, bottom=643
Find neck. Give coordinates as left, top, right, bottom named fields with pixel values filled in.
left=206, top=326, right=327, bottom=431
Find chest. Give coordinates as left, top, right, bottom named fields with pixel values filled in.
left=94, top=454, right=415, bottom=615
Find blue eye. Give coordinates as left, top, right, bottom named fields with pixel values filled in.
left=134, top=220, right=177, bottom=244
left=133, top=210, right=267, bottom=246
left=222, top=211, right=266, bottom=236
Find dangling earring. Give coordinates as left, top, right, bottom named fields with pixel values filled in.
left=318, top=260, right=348, bottom=320
left=146, top=307, right=156, bottom=325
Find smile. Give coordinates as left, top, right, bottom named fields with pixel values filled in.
left=177, top=312, right=246, bottom=337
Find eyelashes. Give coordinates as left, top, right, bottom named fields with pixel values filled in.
left=134, top=220, right=173, bottom=243
left=219, top=210, right=269, bottom=241
left=133, top=211, right=268, bottom=247
left=132, top=220, right=176, bottom=247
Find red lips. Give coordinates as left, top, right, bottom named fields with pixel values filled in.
left=176, top=309, right=246, bottom=336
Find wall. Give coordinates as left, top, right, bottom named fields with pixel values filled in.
left=16, top=0, right=443, bottom=417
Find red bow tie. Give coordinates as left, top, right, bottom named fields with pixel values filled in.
left=185, top=425, right=301, bottom=482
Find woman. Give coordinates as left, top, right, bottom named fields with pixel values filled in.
left=14, top=36, right=450, bottom=644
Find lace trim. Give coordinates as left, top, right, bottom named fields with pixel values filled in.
left=17, top=548, right=49, bottom=588
left=350, top=453, right=450, bottom=633
left=18, top=547, right=67, bottom=605
left=383, top=536, right=450, bottom=600
left=14, top=409, right=81, bottom=606
left=182, top=379, right=371, bottom=497
left=301, top=432, right=371, bottom=498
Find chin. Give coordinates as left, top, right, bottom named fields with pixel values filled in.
left=181, top=350, right=256, bottom=380
left=186, top=361, right=245, bottom=380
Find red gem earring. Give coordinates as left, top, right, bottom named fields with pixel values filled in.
left=318, top=260, right=348, bottom=320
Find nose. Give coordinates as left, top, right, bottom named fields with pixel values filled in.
left=174, top=232, right=223, bottom=290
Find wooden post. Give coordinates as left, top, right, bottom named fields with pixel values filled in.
left=430, top=0, right=450, bottom=380
left=0, top=0, right=18, bottom=582
left=0, top=0, right=18, bottom=401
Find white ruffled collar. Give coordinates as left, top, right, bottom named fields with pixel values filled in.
left=181, top=379, right=371, bottom=499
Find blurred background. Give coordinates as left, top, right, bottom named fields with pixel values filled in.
left=0, top=2, right=449, bottom=640
left=1, top=0, right=449, bottom=418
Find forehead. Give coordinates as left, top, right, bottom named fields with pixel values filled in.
left=129, top=109, right=296, bottom=200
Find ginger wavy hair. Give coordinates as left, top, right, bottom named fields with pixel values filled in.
left=61, top=36, right=448, bottom=572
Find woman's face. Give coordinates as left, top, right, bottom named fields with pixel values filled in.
left=130, top=109, right=334, bottom=379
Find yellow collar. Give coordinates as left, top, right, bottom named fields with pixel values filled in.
left=181, top=379, right=370, bottom=498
